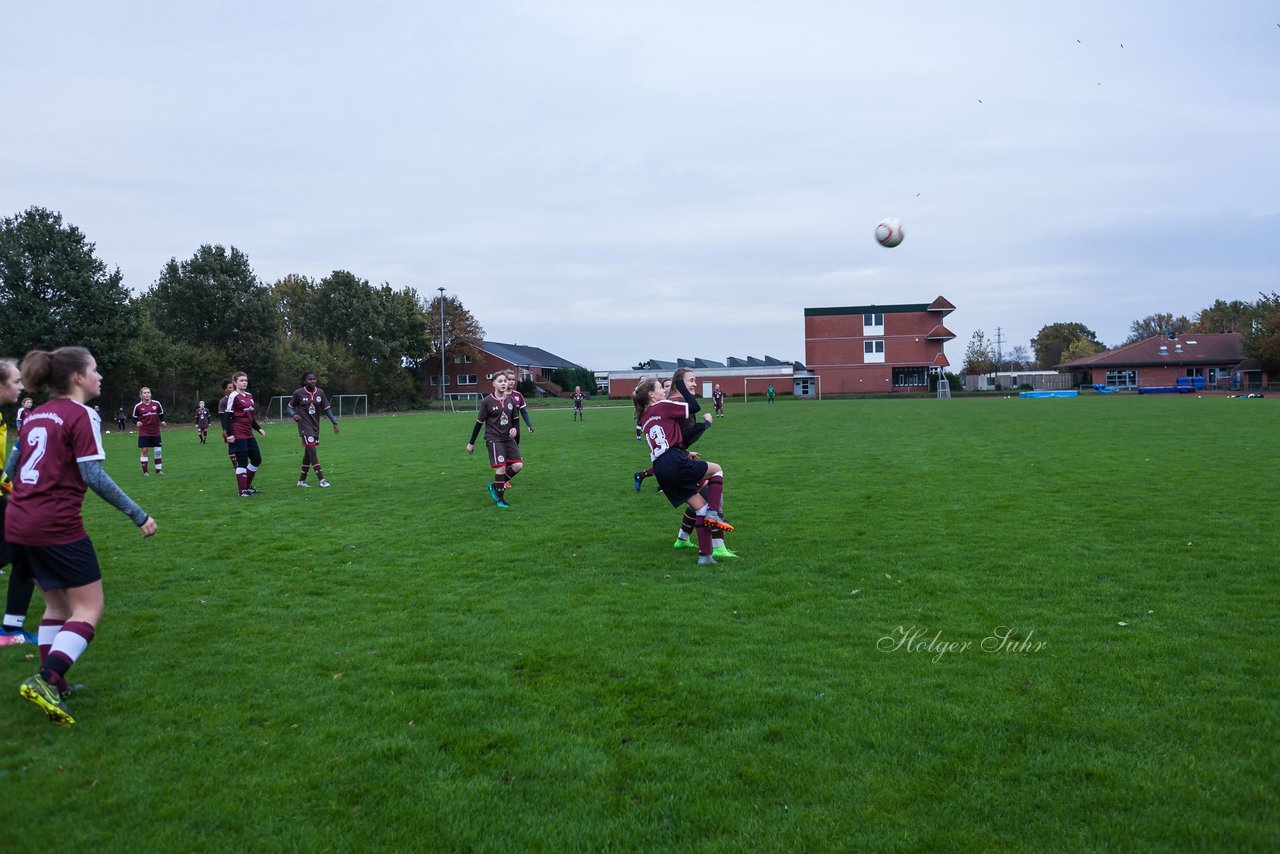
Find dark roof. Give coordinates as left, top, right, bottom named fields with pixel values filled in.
left=482, top=341, right=583, bottom=370
left=804, top=302, right=930, bottom=317
left=926, top=324, right=956, bottom=341
left=927, top=295, right=956, bottom=315
left=1057, top=333, right=1244, bottom=369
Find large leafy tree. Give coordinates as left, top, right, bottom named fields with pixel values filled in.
left=1124, top=312, right=1190, bottom=344
left=423, top=293, right=484, bottom=389
left=0, top=206, right=137, bottom=376
left=962, top=330, right=995, bottom=375
left=1193, top=299, right=1255, bottom=334
left=1242, top=292, right=1280, bottom=370
left=1032, top=322, right=1104, bottom=368
left=145, top=244, right=282, bottom=386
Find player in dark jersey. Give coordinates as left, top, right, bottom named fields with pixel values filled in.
left=5, top=347, right=156, bottom=725
left=0, top=360, right=37, bottom=645
left=114, top=406, right=126, bottom=432
left=633, top=377, right=732, bottom=565
left=195, top=401, right=211, bottom=444
left=132, top=387, right=167, bottom=475
left=466, top=372, right=521, bottom=508
left=501, top=370, right=534, bottom=494
left=222, top=371, right=266, bottom=497
left=571, top=386, right=586, bottom=421
left=216, top=379, right=237, bottom=471
left=712, top=384, right=725, bottom=417
left=288, top=371, right=339, bottom=488
left=15, top=397, right=33, bottom=432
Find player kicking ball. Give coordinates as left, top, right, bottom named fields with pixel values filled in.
left=466, top=373, right=522, bottom=509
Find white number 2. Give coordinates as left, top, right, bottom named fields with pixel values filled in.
left=20, top=427, right=48, bottom=485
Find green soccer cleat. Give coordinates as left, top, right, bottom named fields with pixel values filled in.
left=673, top=538, right=697, bottom=549
left=711, top=546, right=738, bottom=559
left=20, top=675, right=76, bottom=726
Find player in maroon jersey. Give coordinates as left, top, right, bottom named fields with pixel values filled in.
left=501, top=369, right=534, bottom=494
left=571, top=386, right=586, bottom=421
left=288, top=371, right=339, bottom=488
left=222, top=371, right=267, bottom=497
left=15, top=397, right=33, bottom=432
left=132, top=387, right=167, bottom=475
left=5, top=347, right=156, bottom=725
left=195, top=400, right=211, bottom=444
left=712, top=384, right=725, bottom=417
left=216, top=379, right=237, bottom=471
left=0, top=360, right=37, bottom=645
left=632, top=377, right=732, bottom=565
left=466, top=372, right=521, bottom=508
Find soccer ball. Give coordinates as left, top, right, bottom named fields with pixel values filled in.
left=875, top=217, right=904, bottom=248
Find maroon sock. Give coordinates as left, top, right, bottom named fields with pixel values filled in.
left=697, top=525, right=713, bottom=555
left=706, top=475, right=724, bottom=511
left=246, top=468, right=257, bottom=487
left=313, top=466, right=324, bottom=481
left=681, top=509, right=697, bottom=535
left=299, top=463, right=310, bottom=481
left=236, top=471, right=249, bottom=493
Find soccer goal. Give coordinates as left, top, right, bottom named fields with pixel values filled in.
left=267, top=396, right=291, bottom=423
left=743, top=375, right=820, bottom=402
left=333, top=394, right=368, bottom=418
left=445, top=392, right=482, bottom=413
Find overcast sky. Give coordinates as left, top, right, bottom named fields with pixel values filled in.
left=4, top=1, right=1277, bottom=370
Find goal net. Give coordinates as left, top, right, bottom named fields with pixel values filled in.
left=446, top=392, right=482, bottom=413
left=266, top=394, right=368, bottom=421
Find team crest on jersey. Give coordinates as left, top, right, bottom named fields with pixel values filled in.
left=497, top=454, right=506, bottom=463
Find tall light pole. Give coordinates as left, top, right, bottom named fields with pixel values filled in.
left=437, top=287, right=447, bottom=407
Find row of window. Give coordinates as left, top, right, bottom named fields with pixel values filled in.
left=1105, top=367, right=1226, bottom=388
left=430, top=375, right=479, bottom=386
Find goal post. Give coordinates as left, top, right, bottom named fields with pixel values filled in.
left=743, top=375, right=819, bottom=402
left=333, top=394, right=367, bottom=418
left=445, top=392, right=482, bottom=413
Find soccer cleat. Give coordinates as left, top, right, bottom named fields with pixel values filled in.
left=20, top=675, right=76, bottom=726
left=673, top=538, right=697, bottom=549
left=239, top=490, right=253, bottom=498
left=318, top=480, right=331, bottom=488
left=487, top=483, right=503, bottom=507
left=246, top=487, right=260, bottom=495
left=711, top=546, right=738, bottom=559
left=697, top=554, right=717, bottom=566
left=156, top=470, right=164, bottom=475
left=0, top=628, right=38, bottom=645
left=142, top=472, right=150, bottom=477
left=702, top=511, right=734, bottom=532
left=297, top=481, right=310, bottom=488
left=633, top=472, right=644, bottom=492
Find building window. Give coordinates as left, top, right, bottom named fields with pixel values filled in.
left=1105, top=370, right=1137, bottom=388
left=863, top=312, right=884, bottom=333
left=1185, top=368, right=1204, bottom=378
left=464, top=354, right=472, bottom=363
left=892, top=367, right=926, bottom=387
left=453, top=355, right=463, bottom=364
left=457, top=374, right=478, bottom=386
left=864, top=339, right=885, bottom=364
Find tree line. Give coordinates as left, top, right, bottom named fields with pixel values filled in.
left=963, top=299, right=1280, bottom=375
left=0, top=206, right=485, bottom=416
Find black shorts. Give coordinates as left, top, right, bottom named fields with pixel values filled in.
left=12, top=537, right=102, bottom=591
left=487, top=439, right=522, bottom=469
left=138, top=435, right=162, bottom=448
left=653, top=448, right=709, bottom=508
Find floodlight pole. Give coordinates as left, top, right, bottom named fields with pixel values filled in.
left=437, top=287, right=447, bottom=407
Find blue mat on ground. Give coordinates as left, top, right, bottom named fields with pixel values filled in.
left=1019, top=390, right=1078, bottom=398
left=1138, top=386, right=1193, bottom=394
left=1090, top=384, right=1119, bottom=393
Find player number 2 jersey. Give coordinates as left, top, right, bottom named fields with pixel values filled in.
left=5, top=399, right=105, bottom=546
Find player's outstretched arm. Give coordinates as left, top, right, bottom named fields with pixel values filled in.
left=78, top=460, right=152, bottom=535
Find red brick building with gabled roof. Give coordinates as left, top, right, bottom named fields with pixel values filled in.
left=1057, top=332, right=1272, bottom=390
left=804, top=296, right=956, bottom=394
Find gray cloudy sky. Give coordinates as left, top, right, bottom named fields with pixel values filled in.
left=5, top=1, right=1277, bottom=370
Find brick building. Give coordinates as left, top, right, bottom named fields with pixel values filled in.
left=803, top=297, right=956, bottom=394
left=429, top=341, right=583, bottom=399
left=1057, top=332, right=1270, bottom=390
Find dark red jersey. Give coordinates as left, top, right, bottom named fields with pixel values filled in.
left=226, top=390, right=258, bottom=440
left=5, top=399, right=105, bottom=546
left=571, top=391, right=585, bottom=406
left=289, top=386, right=330, bottom=438
left=132, top=400, right=165, bottom=437
left=477, top=393, right=517, bottom=443
left=639, top=399, right=691, bottom=462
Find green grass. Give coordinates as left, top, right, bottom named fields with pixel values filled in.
left=1, top=396, right=1276, bottom=851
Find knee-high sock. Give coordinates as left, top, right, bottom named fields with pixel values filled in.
left=41, top=620, right=94, bottom=691
left=38, top=619, right=62, bottom=664
left=706, top=475, right=724, bottom=512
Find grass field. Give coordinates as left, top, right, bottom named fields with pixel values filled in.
left=1, top=395, right=1276, bottom=851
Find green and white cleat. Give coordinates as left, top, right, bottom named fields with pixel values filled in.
left=673, top=538, right=697, bottom=549
left=20, top=675, right=76, bottom=726
left=711, top=546, right=738, bottom=559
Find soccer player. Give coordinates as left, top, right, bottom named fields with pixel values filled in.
left=114, top=406, right=126, bottom=432
left=132, top=386, right=167, bottom=475
left=15, top=397, right=33, bottom=431
left=222, top=371, right=266, bottom=497
left=0, top=360, right=36, bottom=645
left=5, top=347, right=157, bottom=725
left=216, top=379, right=237, bottom=471
left=571, top=385, right=586, bottom=421
left=713, top=384, right=725, bottom=417
left=502, top=370, right=533, bottom=495
left=633, top=378, right=732, bottom=565
left=767, top=384, right=775, bottom=404
left=194, top=400, right=211, bottom=444
left=288, top=371, right=339, bottom=488
left=466, top=372, right=521, bottom=509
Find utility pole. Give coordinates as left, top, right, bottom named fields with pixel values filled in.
left=994, top=326, right=1005, bottom=374
left=438, top=287, right=447, bottom=408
